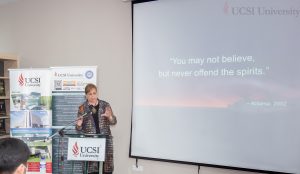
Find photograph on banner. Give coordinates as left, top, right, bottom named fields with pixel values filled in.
left=21, top=137, right=53, bottom=174
left=10, top=110, right=28, bottom=128
left=10, top=128, right=52, bottom=137
left=11, top=110, right=52, bottom=128
left=11, top=93, right=51, bottom=111
left=51, top=66, right=97, bottom=92
left=9, top=69, right=52, bottom=137
left=31, top=110, right=52, bottom=128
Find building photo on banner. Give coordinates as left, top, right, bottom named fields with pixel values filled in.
left=8, top=66, right=97, bottom=174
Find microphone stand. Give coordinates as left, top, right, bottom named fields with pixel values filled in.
left=44, top=112, right=89, bottom=142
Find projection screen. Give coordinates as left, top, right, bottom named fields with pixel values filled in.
left=131, top=0, right=300, bottom=173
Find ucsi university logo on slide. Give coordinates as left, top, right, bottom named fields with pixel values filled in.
left=18, top=73, right=41, bottom=87
left=224, top=1, right=300, bottom=17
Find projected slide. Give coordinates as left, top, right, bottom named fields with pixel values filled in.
left=131, top=0, right=300, bottom=173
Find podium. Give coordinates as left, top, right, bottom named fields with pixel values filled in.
left=53, top=131, right=106, bottom=174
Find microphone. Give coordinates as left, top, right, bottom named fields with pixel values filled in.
left=79, top=112, right=89, bottom=119
left=79, top=106, right=95, bottom=119
left=88, top=105, right=97, bottom=115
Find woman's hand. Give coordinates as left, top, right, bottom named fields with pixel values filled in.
left=76, top=116, right=83, bottom=126
left=101, top=106, right=113, bottom=120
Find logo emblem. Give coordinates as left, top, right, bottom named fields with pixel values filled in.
left=18, top=74, right=24, bottom=86
left=224, top=2, right=229, bottom=14
left=72, top=142, right=79, bottom=157
left=85, top=71, right=93, bottom=79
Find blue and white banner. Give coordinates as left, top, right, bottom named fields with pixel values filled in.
left=51, top=66, right=97, bottom=174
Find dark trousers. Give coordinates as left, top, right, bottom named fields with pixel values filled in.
left=88, top=162, right=112, bottom=174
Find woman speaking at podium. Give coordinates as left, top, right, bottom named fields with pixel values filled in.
left=76, top=83, right=117, bottom=174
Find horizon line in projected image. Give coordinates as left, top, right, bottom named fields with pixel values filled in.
left=135, top=89, right=299, bottom=108
left=135, top=78, right=300, bottom=108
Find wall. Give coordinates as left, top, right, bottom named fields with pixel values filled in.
left=0, top=0, right=260, bottom=174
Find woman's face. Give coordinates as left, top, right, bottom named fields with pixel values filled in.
left=86, top=88, right=98, bottom=104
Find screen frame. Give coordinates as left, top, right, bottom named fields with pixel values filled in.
left=129, top=1, right=293, bottom=174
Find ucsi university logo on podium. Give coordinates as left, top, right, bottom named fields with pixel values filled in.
left=71, top=141, right=101, bottom=158
left=67, top=137, right=106, bottom=162
left=72, top=142, right=80, bottom=157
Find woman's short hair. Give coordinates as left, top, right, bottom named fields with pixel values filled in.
left=85, top=83, right=97, bottom=94
left=0, top=137, right=31, bottom=173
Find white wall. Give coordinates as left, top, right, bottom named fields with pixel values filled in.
left=0, top=1, right=261, bottom=174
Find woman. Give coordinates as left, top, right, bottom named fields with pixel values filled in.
left=76, top=83, right=117, bottom=174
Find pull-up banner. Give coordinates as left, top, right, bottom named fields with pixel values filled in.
left=51, top=66, right=97, bottom=174
left=9, top=68, right=52, bottom=174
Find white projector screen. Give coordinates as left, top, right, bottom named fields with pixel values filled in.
left=131, top=0, right=300, bottom=173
